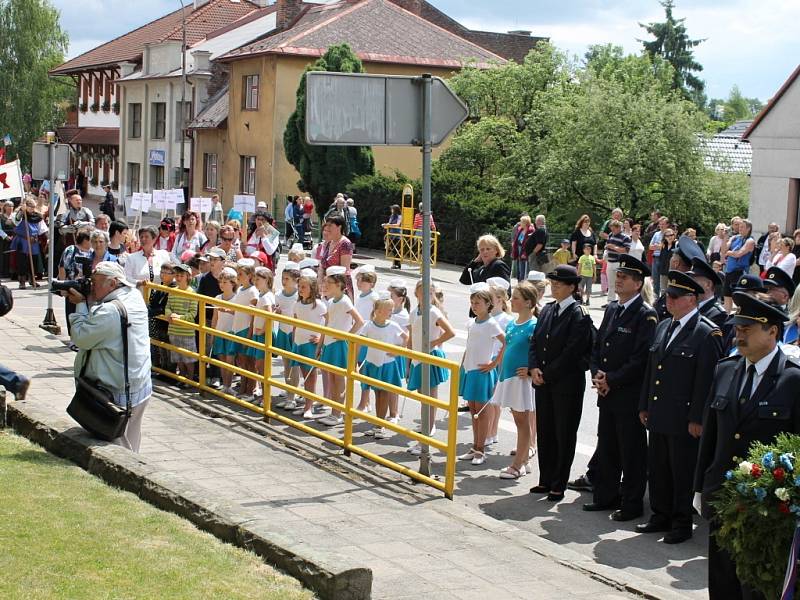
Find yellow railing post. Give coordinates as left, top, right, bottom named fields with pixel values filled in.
left=263, top=313, right=274, bottom=422
left=445, top=365, right=459, bottom=499
left=198, top=298, right=207, bottom=391
left=343, top=339, right=356, bottom=456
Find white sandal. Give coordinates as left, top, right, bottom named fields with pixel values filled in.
left=499, top=466, right=524, bottom=479
left=458, top=448, right=478, bottom=461
left=471, top=451, right=486, bottom=466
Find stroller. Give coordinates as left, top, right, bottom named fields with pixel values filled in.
left=287, top=219, right=314, bottom=251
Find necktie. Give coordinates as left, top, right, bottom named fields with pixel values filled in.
left=739, top=364, right=757, bottom=405
left=664, top=319, right=680, bottom=349
left=614, top=304, right=625, bottom=322
left=554, top=304, right=561, bottom=318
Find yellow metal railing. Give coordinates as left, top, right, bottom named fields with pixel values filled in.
left=384, top=225, right=440, bottom=267
left=145, top=282, right=460, bottom=498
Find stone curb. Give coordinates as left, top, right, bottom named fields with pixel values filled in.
left=5, top=401, right=372, bottom=600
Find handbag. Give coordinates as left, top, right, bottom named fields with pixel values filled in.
left=67, top=299, right=131, bottom=441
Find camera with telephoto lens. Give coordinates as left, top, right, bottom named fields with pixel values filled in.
left=51, top=256, right=93, bottom=297
left=51, top=278, right=92, bottom=297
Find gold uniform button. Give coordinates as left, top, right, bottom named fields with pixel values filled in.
left=773, top=412, right=778, bottom=417
left=657, top=365, right=662, bottom=370
left=653, top=396, right=658, bottom=401
left=603, top=358, right=607, bottom=363
left=734, top=433, right=741, bottom=440
left=606, top=342, right=610, bottom=347
left=655, top=380, right=660, bottom=385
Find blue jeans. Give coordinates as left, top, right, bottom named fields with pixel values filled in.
left=0, top=363, right=26, bottom=394
left=651, top=256, right=661, bottom=296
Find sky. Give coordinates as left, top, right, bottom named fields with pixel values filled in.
left=51, top=0, right=799, bottom=102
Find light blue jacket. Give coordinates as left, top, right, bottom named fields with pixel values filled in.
left=69, top=285, right=152, bottom=407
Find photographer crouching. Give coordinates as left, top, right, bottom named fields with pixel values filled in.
left=61, top=262, right=152, bottom=452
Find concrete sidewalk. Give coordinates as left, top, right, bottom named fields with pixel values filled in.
left=0, top=300, right=668, bottom=600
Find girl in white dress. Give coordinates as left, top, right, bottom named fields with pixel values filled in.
left=387, top=280, right=411, bottom=424
left=292, top=269, right=327, bottom=418
left=486, top=277, right=513, bottom=448
left=274, top=262, right=300, bottom=410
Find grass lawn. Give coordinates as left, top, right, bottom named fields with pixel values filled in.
left=0, top=431, right=315, bottom=600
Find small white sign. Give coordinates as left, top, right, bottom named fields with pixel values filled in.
left=190, top=197, right=213, bottom=214
left=130, top=192, right=152, bottom=213
left=152, top=189, right=167, bottom=209
left=172, top=188, right=185, bottom=204
left=233, top=194, right=256, bottom=213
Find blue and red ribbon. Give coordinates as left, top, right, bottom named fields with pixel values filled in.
left=781, top=523, right=800, bottom=600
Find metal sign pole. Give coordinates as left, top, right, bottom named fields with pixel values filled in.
left=40, top=136, right=60, bottom=334
left=419, top=73, right=433, bottom=477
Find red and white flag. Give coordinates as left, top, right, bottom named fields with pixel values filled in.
left=0, top=160, right=24, bottom=201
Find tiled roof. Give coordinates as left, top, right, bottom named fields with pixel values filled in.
left=718, top=120, right=754, bottom=139
left=57, top=127, right=120, bottom=147
left=699, top=135, right=752, bottom=174
left=188, top=87, right=229, bottom=129
left=222, top=0, right=505, bottom=68
left=51, top=0, right=259, bottom=75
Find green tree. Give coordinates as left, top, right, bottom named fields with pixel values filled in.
left=0, top=0, right=70, bottom=170
left=639, top=0, right=706, bottom=106
left=283, top=44, right=374, bottom=215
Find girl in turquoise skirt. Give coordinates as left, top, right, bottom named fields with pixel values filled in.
left=292, top=269, right=327, bottom=418
left=317, top=266, right=364, bottom=427
left=210, top=267, right=239, bottom=394
left=273, top=262, right=300, bottom=410
left=251, top=267, right=276, bottom=402
left=406, top=280, right=456, bottom=456
left=457, top=283, right=506, bottom=466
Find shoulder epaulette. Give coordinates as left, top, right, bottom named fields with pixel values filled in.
left=646, top=315, right=658, bottom=323
left=579, top=304, right=590, bottom=317
left=719, top=354, right=741, bottom=363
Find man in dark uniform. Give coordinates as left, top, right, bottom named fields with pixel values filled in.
left=694, top=292, right=800, bottom=599
left=720, top=274, right=768, bottom=355
left=637, top=270, right=723, bottom=543
left=689, top=257, right=728, bottom=329
left=654, top=234, right=706, bottom=321
left=528, top=265, right=595, bottom=502
left=763, top=266, right=796, bottom=311
left=584, top=256, right=657, bottom=520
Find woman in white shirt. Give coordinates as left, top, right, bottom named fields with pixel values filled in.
left=768, top=237, right=797, bottom=276
left=628, top=224, right=645, bottom=261
left=125, top=226, right=171, bottom=292
left=706, top=223, right=727, bottom=262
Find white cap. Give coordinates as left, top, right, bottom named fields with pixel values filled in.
left=377, top=290, right=391, bottom=300
left=290, top=243, right=304, bottom=253
left=354, top=263, right=375, bottom=274
left=388, top=279, right=406, bottom=290
left=298, top=258, right=319, bottom=269
left=206, top=247, right=226, bottom=259
left=237, top=258, right=255, bottom=268
left=527, top=270, right=546, bottom=282
left=486, top=277, right=509, bottom=289
left=282, top=261, right=299, bottom=271
left=221, top=267, right=238, bottom=278
left=300, top=268, right=317, bottom=278
left=256, top=201, right=267, bottom=208
left=326, top=265, right=346, bottom=276
left=469, top=282, right=490, bottom=294
left=93, top=261, right=134, bottom=287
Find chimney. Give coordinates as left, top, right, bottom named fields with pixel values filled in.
left=276, top=0, right=303, bottom=28
left=192, top=50, right=212, bottom=72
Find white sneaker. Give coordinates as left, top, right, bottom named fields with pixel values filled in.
left=292, top=406, right=305, bottom=416
left=373, top=427, right=391, bottom=440
left=283, top=399, right=298, bottom=410
left=458, top=448, right=478, bottom=461
left=471, top=452, right=486, bottom=466
left=318, top=415, right=343, bottom=427
left=312, top=403, right=326, bottom=414
left=302, top=410, right=316, bottom=420
left=210, top=377, right=222, bottom=389
left=388, top=416, right=399, bottom=425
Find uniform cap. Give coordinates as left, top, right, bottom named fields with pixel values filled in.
left=733, top=273, right=766, bottom=293
left=688, top=257, right=722, bottom=285
left=674, top=235, right=706, bottom=267
left=732, top=292, right=788, bottom=327
left=617, top=255, right=651, bottom=279
left=665, top=270, right=703, bottom=296
left=547, top=264, right=581, bottom=284
left=763, top=266, right=796, bottom=296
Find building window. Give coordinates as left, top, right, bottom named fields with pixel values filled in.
left=204, top=153, right=218, bottom=191
left=240, top=156, right=256, bottom=195
left=151, top=102, right=166, bottom=139
left=242, top=75, right=259, bottom=110
left=127, top=162, right=140, bottom=193
left=150, top=165, right=164, bottom=190
left=129, top=103, right=142, bottom=138
left=174, top=101, right=192, bottom=142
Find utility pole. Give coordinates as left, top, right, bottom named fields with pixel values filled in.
left=178, top=0, right=187, bottom=190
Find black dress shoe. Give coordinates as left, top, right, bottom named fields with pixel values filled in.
left=567, top=475, right=593, bottom=492
left=611, top=509, right=644, bottom=522
left=457, top=405, right=470, bottom=412
left=635, top=521, right=670, bottom=534
left=663, top=530, right=692, bottom=544
left=583, top=501, right=618, bottom=512
left=530, top=485, right=549, bottom=494
left=546, top=492, right=565, bottom=502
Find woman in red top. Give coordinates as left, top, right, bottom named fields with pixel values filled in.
left=510, top=215, right=534, bottom=281
left=316, top=214, right=354, bottom=299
